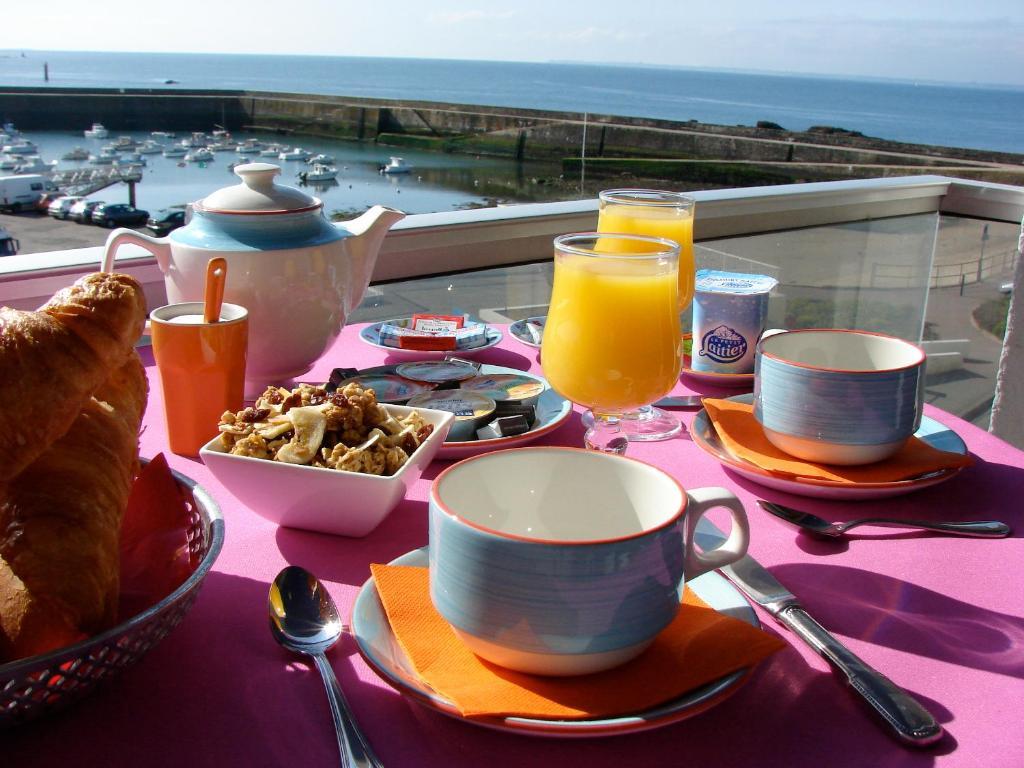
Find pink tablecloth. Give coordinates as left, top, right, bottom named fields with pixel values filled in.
left=9, top=325, right=1024, bottom=767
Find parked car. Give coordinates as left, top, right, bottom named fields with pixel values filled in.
left=35, top=191, right=65, bottom=213
left=146, top=208, right=186, bottom=236
left=48, top=195, right=85, bottom=220
left=91, top=203, right=149, bottom=228
left=68, top=199, right=104, bottom=224
left=0, top=226, right=19, bottom=256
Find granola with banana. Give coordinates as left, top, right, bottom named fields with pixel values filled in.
left=217, top=382, right=434, bottom=476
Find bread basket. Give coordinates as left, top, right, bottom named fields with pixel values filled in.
left=0, top=464, right=224, bottom=728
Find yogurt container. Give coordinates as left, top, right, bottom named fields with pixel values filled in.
left=460, top=373, right=545, bottom=407
left=406, top=390, right=497, bottom=441
left=691, top=270, right=777, bottom=374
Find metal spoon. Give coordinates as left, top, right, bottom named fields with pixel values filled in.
left=269, top=566, right=383, bottom=768
left=759, top=500, right=1011, bottom=539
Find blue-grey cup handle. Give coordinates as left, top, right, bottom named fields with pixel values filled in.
left=683, top=487, right=750, bottom=580
left=759, top=328, right=787, bottom=342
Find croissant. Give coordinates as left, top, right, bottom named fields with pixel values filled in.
left=0, top=273, right=147, bottom=662
left=0, top=273, right=146, bottom=482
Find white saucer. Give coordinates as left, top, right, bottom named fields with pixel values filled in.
left=359, top=318, right=503, bottom=358
left=691, top=394, right=969, bottom=500
left=351, top=547, right=758, bottom=738
left=509, top=316, right=545, bottom=348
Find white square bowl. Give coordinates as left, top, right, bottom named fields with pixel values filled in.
left=199, top=404, right=454, bottom=537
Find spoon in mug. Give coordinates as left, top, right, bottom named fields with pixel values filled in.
left=269, top=566, right=383, bottom=768
left=758, top=500, right=1011, bottom=539
left=203, top=257, right=227, bottom=324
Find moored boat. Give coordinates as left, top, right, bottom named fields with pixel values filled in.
left=279, top=147, right=311, bottom=161
left=298, top=163, right=338, bottom=182
left=381, top=156, right=412, bottom=174
left=84, top=122, right=109, bottom=139
left=185, top=148, right=215, bottom=163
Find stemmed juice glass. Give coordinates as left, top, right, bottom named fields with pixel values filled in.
left=596, top=189, right=695, bottom=440
left=542, top=233, right=681, bottom=454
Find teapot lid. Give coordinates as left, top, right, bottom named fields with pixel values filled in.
left=196, top=163, right=321, bottom=214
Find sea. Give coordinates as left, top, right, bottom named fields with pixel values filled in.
left=2, top=50, right=1023, bottom=154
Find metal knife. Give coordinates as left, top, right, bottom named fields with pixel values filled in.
left=652, top=394, right=705, bottom=409
left=695, top=517, right=944, bottom=747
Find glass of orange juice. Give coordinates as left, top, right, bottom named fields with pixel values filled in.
left=597, top=189, right=695, bottom=441
left=542, top=233, right=681, bottom=454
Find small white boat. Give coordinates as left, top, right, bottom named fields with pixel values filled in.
left=298, top=163, right=338, bottom=182
left=163, top=146, right=187, bottom=158
left=84, top=123, right=109, bottom=139
left=138, top=140, right=163, bottom=154
left=89, top=149, right=120, bottom=165
left=185, top=148, right=215, bottom=163
left=307, top=153, right=335, bottom=165
left=259, top=145, right=283, bottom=157
left=208, top=141, right=236, bottom=152
left=61, top=147, right=90, bottom=161
left=381, top=156, right=412, bottom=174
left=0, top=156, right=18, bottom=170
left=1, top=141, right=38, bottom=156
left=279, top=148, right=310, bottom=161
left=15, top=156, right=56, bottom=174
left=119, top=152, right=146, bottom=165
left=151, top=131, right=176, bottom=139
left=112, top=136, right=137, bottom=149
left=181, top=132, right=208, bottom=148
left=236, top=139, right=262, bottom=154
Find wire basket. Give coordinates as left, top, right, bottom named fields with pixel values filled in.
left=0, top=466, right=225, bottom=728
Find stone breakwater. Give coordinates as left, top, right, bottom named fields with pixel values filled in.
left=2, top=87, right=1022, bottom=186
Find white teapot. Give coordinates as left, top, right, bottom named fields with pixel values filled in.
left=102, top=163, right=404, bottom=395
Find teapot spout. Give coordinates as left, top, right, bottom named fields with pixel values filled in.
left=336, top=205, right=405, bottom=312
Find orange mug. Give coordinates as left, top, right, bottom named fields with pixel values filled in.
left=150, top=301, right=249, bottom=456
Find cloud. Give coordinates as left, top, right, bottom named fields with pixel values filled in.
left=430, top=9, right=516, bottom=25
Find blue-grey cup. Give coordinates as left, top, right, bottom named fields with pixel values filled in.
left=428, top=447, right=750, bottom=676
left=754, top=329, right=926, bottom=465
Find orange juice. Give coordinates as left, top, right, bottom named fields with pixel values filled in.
left=598, top=203, right=695, bottom=310
left=542, top=251, right=681, bottom=413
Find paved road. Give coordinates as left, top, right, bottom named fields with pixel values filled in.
left=1, top=209, right=127, bottom=253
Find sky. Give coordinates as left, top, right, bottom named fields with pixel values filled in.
left=6, top=0, right=1024, bottom=86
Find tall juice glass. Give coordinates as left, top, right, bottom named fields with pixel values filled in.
left=597, top=189, right=695, bottom=441
left=542, top=233, right=681, bottom=454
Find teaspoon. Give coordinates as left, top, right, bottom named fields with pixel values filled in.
left=269, top=566, right=383, bottom=768
left=759, top=500, right=1011, bottom=539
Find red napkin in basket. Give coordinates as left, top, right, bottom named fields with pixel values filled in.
left=370, top=564, right=786, bottom=720
left=118, top=454, right=194, bottom=619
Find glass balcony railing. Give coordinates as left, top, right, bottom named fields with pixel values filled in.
left=1, top=175, right=1021, bottom=438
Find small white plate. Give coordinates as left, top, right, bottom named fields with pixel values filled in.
left=351, top=547, right=757, bottom=738
left=509, top=316, right=545, bottom=348
left=437, top=367, right=572, bottom=459
left=359, top=319, right=503, bottom=358
left=691, top=394, right=969, bottom=500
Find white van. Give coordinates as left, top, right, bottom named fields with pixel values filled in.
left=0, top=174, right=48, bottom=212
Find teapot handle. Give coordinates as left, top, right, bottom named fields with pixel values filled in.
left=101, top=228, right=171, bottom=274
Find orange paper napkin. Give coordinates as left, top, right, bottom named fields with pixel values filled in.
left=703, top=397, right=973, bottom=484
left=370, top=564, right=785, bottom=720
